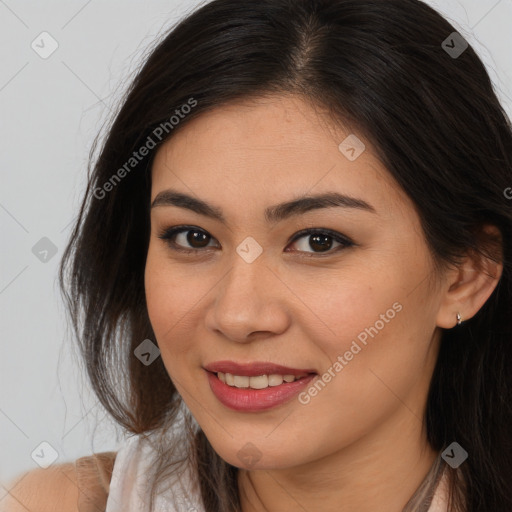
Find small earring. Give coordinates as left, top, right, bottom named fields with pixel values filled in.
left=456, top=312, right=462, bottom=325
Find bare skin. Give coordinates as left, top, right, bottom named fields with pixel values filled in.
left=144, top=94, right=502, bottom=512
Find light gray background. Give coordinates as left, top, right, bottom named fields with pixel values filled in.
left=1, top=0, right=511, bottom=490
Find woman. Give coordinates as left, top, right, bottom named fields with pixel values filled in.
left=4, top=0, right=511, bottom=511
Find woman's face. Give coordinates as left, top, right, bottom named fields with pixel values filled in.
left=145, top=94, right=447, bottom=470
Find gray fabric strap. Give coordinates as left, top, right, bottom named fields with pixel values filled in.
left=402, top=453, right=447, bottom=512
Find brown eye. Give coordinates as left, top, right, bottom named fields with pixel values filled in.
left=286, top=228, right=353, bottom=256
left=158, top=226, right=218, bottom=252
left=182, top=229, right=211, bottom=248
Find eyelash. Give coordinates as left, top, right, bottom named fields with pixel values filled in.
left=157, top=225, right=354, bottom=257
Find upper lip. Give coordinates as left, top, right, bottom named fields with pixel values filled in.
left=204, top=361, right=317, bottom=377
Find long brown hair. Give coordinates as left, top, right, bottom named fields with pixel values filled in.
left=59, top=0, right=512, bottom=510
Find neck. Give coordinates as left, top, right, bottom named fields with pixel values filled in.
left=237, top=408, right=438, bottom=512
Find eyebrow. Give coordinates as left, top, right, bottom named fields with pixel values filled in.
left=150, top=189, right=377, bottom=224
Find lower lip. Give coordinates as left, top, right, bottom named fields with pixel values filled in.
left=205, top=370, right=317, bottom=412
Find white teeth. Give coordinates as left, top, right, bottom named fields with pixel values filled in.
left=217, top=372, right=308, bottom=389
left=268, top=374, right=283, bottom=386
left=233, top=375, right=250, bottom=388
left=249, top=375, right=268, bottom=389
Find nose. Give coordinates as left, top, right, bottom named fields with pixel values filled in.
left=204, top=255, right=291, bottom=343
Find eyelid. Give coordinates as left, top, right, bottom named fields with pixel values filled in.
left=157, top=225, right=354, bottom=255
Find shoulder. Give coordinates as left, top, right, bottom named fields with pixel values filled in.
left=0, top=451, right=117, bottom=512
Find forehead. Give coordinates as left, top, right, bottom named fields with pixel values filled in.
left=150, top=95, right=410, bottom=221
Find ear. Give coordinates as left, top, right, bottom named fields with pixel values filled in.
left=436, top=225, right=503, bottom=329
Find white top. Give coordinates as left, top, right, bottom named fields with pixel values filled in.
left=105, top=404, right=451, bottom=512
left=105, top=402, right=203, bottom=512
left=105, top=434, right=203, bottom=512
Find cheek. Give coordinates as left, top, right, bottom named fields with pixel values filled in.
left=300, top=269, right=402, bottom=358
left=305, top=269, right=431, bottom=399
left=144, top=246, right=208, bottom=360
left=314, top=242, right=437, bottom=366
left=144, top=247, right=171, bottom=330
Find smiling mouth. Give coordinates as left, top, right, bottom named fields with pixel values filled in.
left=212, top=371, right=314, bottom=389
left=205, top=369, right=318, bottom=412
